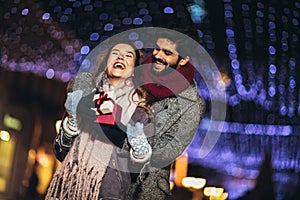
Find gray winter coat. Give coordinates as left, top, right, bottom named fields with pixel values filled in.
left=126, top=81, right=206, bottom=200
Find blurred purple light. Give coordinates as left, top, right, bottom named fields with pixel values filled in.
left=229, top=94, right=240, bottom=106
left=229, top=122, right=243, bottom=133
left=46, top=68, right=55, bottom=79
left=21, top=8, right=29, bottom=15
left=234, top=74, right=243, bottom=84
left=90, top=32, right=99, bottom=41
left=64, top=45, right=74, bottom=54
left=268, top=21, right=276, bottom=29
left=94, top=1, right=102, bottom=7
left=229, top=53, right=237, bottom=60
left=292, top=34, right=298, bottom=41
left=10, top=7, right=16, bottom=14
left=84, top=5, right=93, bottom=11
left=61, top=72, right=71, bottom=82
left=54, top=6, right=62, bottom=13
left=134, top=40, right=143, bottom=49
left=268, top=86, right=276, bottom=97
left=104, top=23, right=114, bottom=31
left=269, top=64, right=277, bottom=74
left=282, top=43, right=288, bottom=51
left=280, top=105, right=288, bottom=116
left=139, top=8, right=149, bottom=15
left=225, top=10, right=233, bottom=18
left=42, top=13, right=50, bottom=20
left=142, top=15, right=152, bottom=22
left=226, top=28, right=234, bottom=37
left=268, top=46, right=276, bottom=55
left=282, top=31, right=289, bottom=38
left=241, top=4, right=249, bottom=11
left=8, top=61, right=17, bottom=70
left=224, top=3, right=232, bottom=11
left=289, top=58, right=296, bottom=68
left=122, top=18, right=132, bottom=25
left=164, top=7, right=174, bottom=14
left=73, top=1, right=81, bottom=7
left=82, top=0, right=90, bottom=4
left=197, top=29, right=203, bottom=38
left=60, top=15, right=68, bottom=23
left=64, top=8, right=72, bottom=15
left=129, top=32, right=139, bottom=40
left=245, top=124, right=255, bottom=134
left=256, top=10, right=264, bottom=17
left=257, top=2, right=264, bottom=9
left=231, top=59, right=240, bottom=69
left=133, top=17, right=143, bottom=25
left=278, top=84, right=285, bottom=95
left=292, top=18, right=299, bottom=26
left=99, top=13, right=108, bottom=20
left=283, top=7, right=290, bottom=15
left=266, top=126, right=276, bottom=135
left=80, top=45, right=90, bottom=55
left=289, top=79, right=296, bottom=89
left=228, top=44, right=236, bottom=53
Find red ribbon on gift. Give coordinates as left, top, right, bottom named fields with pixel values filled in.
left=94, top=92, right=113, bottom=114
left=93, top=91, right=122, bottom=125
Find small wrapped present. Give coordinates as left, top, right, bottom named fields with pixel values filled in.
left=94, top=103, right=122, bottom=125
left=93, top=91, right=116, bottom=114
left=92, top=90, right=122, bottom=125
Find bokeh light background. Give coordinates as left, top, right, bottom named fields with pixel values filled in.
left=1, top=0, right=300, bottom=199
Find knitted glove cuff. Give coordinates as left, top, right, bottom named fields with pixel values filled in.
left=62, top=117, right=80, bottom=138
left=130, top=145, right=152, bottom=164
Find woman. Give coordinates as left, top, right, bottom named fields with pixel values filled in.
left=45, top=39, right=153, bottom=200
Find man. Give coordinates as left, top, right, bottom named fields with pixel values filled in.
left=125, top=30, right=206, bottom=199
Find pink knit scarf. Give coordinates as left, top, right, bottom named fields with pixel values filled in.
left=45, top=132, right=113, bottom=200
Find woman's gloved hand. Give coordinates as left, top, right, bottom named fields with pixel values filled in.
left=127, top=122, right=152, bottom=162
left=63, top=90, right=83, bottom=137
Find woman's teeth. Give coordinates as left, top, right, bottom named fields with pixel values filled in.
left=114, top=63, right=125, bottom=69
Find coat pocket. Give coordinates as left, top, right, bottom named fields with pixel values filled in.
left=157, top=176, right=172, bottom=195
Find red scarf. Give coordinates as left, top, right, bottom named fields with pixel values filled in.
left=140, top=56, right=195, bottom=100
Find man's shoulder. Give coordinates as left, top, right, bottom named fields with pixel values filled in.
left=178, top=81, right=199, bottom=100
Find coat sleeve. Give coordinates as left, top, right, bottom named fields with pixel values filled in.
left=53, top=121, right=74, bottom=162
left=150, top=94, right=206, bottom=168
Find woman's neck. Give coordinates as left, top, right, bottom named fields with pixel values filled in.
left=108, top=77, right=124, bottom=87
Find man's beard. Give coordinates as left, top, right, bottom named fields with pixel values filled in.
left=151, top=57, right=179, bottom=76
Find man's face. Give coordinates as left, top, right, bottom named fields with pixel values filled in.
left=152, top=38, right=180, bottom=74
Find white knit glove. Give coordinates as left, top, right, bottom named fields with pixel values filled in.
left=127, top=122, right=152, bottom=162
left=63, top=90, right=83, bottom=136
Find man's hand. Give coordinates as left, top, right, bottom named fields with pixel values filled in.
left=127, top=122, right=151, bottom=159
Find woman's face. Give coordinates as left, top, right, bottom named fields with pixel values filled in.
left=106, top=43, right=136, bottom=86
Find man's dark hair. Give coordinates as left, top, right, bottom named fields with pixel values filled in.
left=154, top=29, right=192, bottom=58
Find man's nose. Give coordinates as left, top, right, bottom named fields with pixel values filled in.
left=154, top=49, right=164, bottom=59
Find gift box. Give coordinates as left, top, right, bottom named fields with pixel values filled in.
left=93, top=91, right=116, bottom=114
left=94, top=103, right=122, bottom=125
left=92, top=90, right=122, bottom=125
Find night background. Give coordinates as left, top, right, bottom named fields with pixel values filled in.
left=1, top=0, right=300, bottom=199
